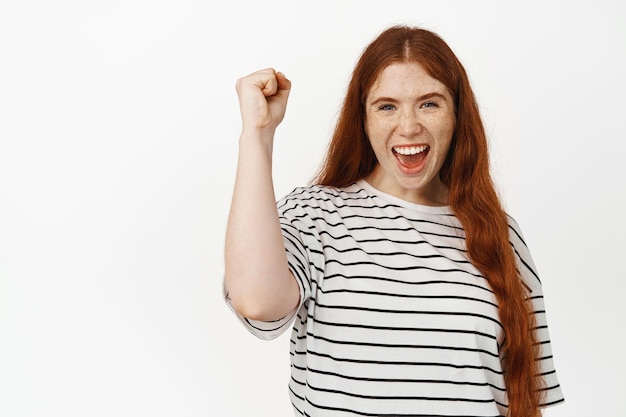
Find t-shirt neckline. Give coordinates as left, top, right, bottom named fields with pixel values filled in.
left=356, top=179, right=452, bottom=215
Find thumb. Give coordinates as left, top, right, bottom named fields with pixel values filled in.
left=274, top=71, right=291, bottom=99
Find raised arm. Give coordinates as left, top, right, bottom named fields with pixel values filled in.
left=224, top=68, right=300, bottom=321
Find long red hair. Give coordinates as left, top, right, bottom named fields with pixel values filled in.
left=315, top=25, right=543, bottom=417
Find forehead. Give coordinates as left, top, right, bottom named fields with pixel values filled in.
left=367, top=62, right=450, bottom=100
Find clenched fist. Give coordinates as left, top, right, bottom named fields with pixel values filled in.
left=235, top=68, right=291, bottom=134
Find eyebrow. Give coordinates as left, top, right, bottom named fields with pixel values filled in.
left=368, top=92, right=449, bottom=106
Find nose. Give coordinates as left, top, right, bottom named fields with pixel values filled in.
left=397, top=109, right=422, bottom=137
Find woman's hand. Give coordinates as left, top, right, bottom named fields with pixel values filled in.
left=235, top=68, right=291, bottom=134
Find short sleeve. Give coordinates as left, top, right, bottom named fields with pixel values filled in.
left=224, top=189, right=318, bottom=340
left=508, top=216, right=565, bottom=408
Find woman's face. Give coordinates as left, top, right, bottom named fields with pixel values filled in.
left=364, top=61, right=456, bottom=206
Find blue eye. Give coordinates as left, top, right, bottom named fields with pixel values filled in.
left=379, top=104, right=395, bottom=111
left=422, top=101, right=438, bottom=108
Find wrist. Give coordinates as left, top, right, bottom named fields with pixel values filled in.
left=238, top=129, right=275, bottom=158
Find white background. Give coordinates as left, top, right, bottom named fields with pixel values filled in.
left=1, top=1, right=624, bottom=416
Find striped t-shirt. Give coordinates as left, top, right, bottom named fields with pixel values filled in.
left=229, top=180, right=564, bottom=417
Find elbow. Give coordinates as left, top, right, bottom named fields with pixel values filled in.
left=226, top=292, right=283, bottom=322
left=224, top=284, right=280, bottom=322
left=224, top=275, right=299, bottom=322
left=224, top=286, right=255, bottom=319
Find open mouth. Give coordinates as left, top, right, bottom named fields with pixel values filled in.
left=393, top=145, right=429, bottom=169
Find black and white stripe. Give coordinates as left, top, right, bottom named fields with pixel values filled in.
left=229, top=180, right=564, bottom=416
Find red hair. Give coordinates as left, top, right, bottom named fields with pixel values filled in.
left=315, top=25, right=543, bottom=417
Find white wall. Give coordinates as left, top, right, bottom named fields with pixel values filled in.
left=1, top=1, right=624, bottom=416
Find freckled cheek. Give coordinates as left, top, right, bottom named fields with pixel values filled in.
left=365, top=119, right=394, bottom=140
left=441, top=118, right=455, bottom=141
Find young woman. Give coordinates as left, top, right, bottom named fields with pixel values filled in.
left=224, top=25, right=564, bottom=417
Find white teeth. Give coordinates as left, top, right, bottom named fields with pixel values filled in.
left=393, top=145, right=428, bottom=155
